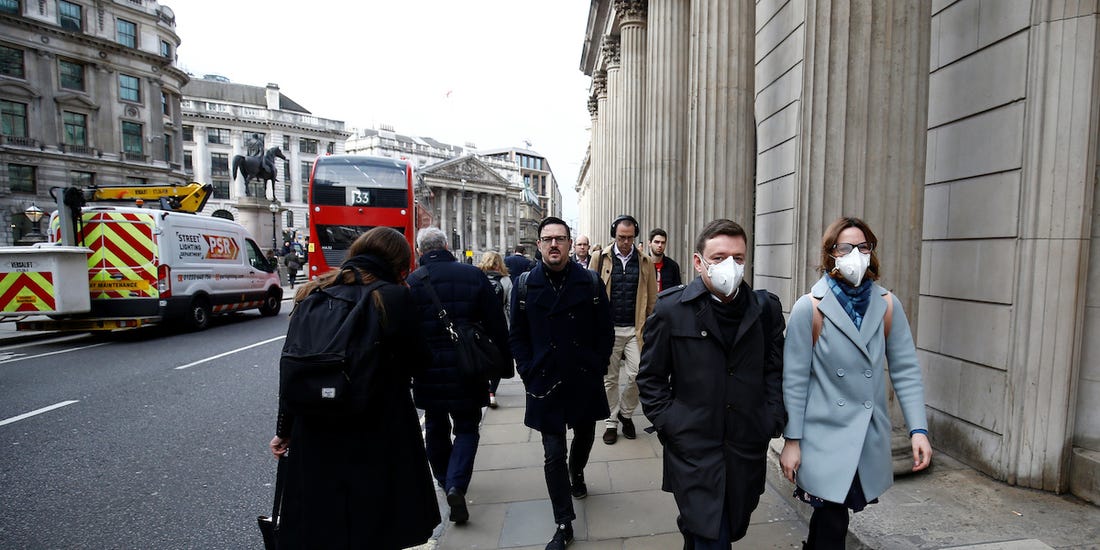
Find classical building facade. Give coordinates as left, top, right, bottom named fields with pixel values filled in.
left=180, top=77, right=349, bottom=248
left=0, top=0, right=187, bottom=245
left=579, top=0, right=1100, bottom=504
left=346, top=126, right=559, bottom=254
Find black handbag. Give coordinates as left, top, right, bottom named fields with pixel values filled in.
left=419, top=272, right=505, bottom=381
left=257, top=455, right=286, bottom=550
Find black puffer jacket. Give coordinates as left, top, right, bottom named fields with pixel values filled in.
left=408, top=249, right=512, bottom=411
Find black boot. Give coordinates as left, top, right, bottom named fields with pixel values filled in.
left=446, top=487, right=469, bottom=524
left=545, top=522, right=574, bottom=550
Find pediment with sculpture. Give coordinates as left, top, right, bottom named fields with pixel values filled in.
left=421, top=155, right=509, bottom=186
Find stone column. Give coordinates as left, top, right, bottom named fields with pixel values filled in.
left=643, top=0, right=690, bottom=268
left=616, top=0, right=648, bottom=220
left=593, top=72, right=609, bottom=239
left=498, top=195, right=506, bottom=253
left=471, top=192, right=480, bottom=253
left=484, top=193, right=493, bottom=252
left=586, top=95, right=601, bottom=240
left=439, top=187, right=449, bottom=235
left=602, top=37, right=622, bottom=230
left=685, top=0, right=756, bottom=264
left=456, top=190, right=465, bottom=252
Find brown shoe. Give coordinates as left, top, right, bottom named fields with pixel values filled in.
left=603, top=426, right=617, bottom=445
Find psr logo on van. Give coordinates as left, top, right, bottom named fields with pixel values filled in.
left=203, top=235, right=239, bottom=260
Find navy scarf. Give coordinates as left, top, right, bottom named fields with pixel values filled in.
left=827, top=276, right=873, bottom=329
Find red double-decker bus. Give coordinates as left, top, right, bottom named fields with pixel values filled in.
left=306, top=155, right=417, bottom=278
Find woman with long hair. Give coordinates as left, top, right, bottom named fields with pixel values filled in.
left=269, top=227, right=439, bottom=549
left=780, top=217, right=932, bottom=549
left=476, top=250, right=512, bottom=409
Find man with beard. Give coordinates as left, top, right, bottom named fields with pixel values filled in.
left=510, top=217, right=613, bottom=550
left=648, top=228, right=682, bottom=292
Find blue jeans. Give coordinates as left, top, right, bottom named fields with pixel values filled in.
left=423, top=408, right=481, bottom=493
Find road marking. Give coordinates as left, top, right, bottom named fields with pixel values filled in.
left=0, top=333, right=93, bottom=351
left=0, top=400, right=80, bottom=427
left=0, top=342, right=109, bottom=365
left=174, top=335, right=286, bottom=370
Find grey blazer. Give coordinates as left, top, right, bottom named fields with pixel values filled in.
left=783, top=276, right=928, bottom=503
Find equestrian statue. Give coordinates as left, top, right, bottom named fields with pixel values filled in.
left=232, top=146, right=287, bottom=201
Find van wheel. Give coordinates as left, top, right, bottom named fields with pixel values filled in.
left=259, top=290, right=281, bottom=316
left=186, top=297, right=211, bottom=331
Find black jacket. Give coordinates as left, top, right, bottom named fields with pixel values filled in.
left=637, top=279, right=786, bottom=541
left=505, top=253, right=534, bottom=277
left=508, top=261, right=614, bottom=433
left=408, top=249, right=512, bottom=411
left=653, top=255, right=682, bottom=291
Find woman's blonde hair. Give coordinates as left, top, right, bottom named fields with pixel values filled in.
left=477, top=251, right=507, bottom=274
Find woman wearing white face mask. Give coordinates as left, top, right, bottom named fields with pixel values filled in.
left=779, top=217, right=932, bottom=549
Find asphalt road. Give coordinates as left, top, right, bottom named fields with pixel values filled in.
left=0, top=304, right=295, bottom=549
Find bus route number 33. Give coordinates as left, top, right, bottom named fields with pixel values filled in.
left=351, top=188, right=371, bottom=206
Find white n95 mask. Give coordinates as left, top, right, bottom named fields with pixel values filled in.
left=833, top=249, right=871, bottom=286
left=700, top=255, right=744, bottom=297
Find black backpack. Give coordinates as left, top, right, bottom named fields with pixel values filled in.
left=485, top=272, right=506, bottom=306
left=279, top=279, right=386, bottom=416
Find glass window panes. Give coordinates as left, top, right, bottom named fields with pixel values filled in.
left=119, top=74, right=140, bottom=102
left=58, top=1, right=82, bottom=31
left=62, top=111, right=86, bottom=145
left=59, top=59, right=84, bottom=91
left=0, top=0, right=18, bottom=15
left=121, top=121, right=142, bottom=154
left=207, top=127, right=229, bottom=144
left=182, top=125, right=193, bottom=142
left=1, top=100, right=28, bottom=137
left=125, top=177, right=146, bottom=186
left=299, top=138, right=317, bottom=154
left=163, top=133, right=171, bottom=162
left=161, top=91, right=169, bottom=115
left=71, top=170, right=94, bottom=187
left=0, top=44, right=24, bottom=78
left=300, top=161, right=311, bottom=183
left=212, top=179, right=230, bottom=199
left=160, top=40, right=171, bottom=58
left=210, top=153, right=229, bottom=175
left=116, top=19, right=136, bottom=48
left=183, top=151, right=193, bottom=173
left=8, top=163, right=35, bottom=193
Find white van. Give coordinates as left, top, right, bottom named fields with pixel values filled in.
left=39, top=206, right=282, bottom=331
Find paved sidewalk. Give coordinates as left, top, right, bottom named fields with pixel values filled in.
left=427, top=377, right=807, bottom=549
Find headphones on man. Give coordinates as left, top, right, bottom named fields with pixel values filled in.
left=610, top=215, right=640, bottom=239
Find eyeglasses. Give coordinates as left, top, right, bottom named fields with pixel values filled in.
left=539, top=235, right=570, bottom=244
left=615, top=235, right=636, bottom=242
left=832, top=242, right=874, bottom=255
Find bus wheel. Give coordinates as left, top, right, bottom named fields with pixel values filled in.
left=259, top=289, right=281, bottom=316
left=186, top=297, right=211, bottom=331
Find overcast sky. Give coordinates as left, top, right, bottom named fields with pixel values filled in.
left=170, top=1, right=592, bottom=227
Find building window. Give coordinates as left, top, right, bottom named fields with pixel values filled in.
left=300, top=161, right=312, bottom=183
left=161, top=91, right=169, bottom=115
left=207, top=127, right=229, bottom=145
left=299, top=138, right=318, bottom=154
left=212, top=179, right=230, bottom=200
left=160, top=40, right=171, bottom=58
left=183, top=151, right=192, bottom=174
left=283, top=134, right=290, bottom=151
left=119, top=74, right=140, bottom=102
left=59, top=59, right=84, bottom=91
left=71, top=170, right=93, bottom=187
left=163, top=133, right=171, bottom=162
left=125, top=177, right=147, bottom=186
left=121, top=121, right=142, bottom=155
left=116, top=18, right=136, bottom=48
left=326, top=141, right=335, bottom=154
left=0, top=0, right=19, bottom=15
left=8, top=163, right=35, bottom=193
left=210, top=153, right=229, bottom=176
left=182, top=125, right=193, bottom=142
left=58, top=1, right=82, bottom=32
left=62, top=111, right=86, bottom=145
left=0, top=44, right=25, bottom=78
left=1, top=100, right=28, bottom=137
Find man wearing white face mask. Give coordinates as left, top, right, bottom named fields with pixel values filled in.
left=637, top=219, right=787, bottom=548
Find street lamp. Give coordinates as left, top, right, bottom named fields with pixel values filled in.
left=267, top=200, right=280, bottom=252
left=23, top=203, right=45, bottom=244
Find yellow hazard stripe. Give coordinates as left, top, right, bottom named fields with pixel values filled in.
left=0, top=272, right=55, bottom=312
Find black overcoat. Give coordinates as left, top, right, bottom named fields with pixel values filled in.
left=276, top=282, right=440, bottom=549
left=637, top=279, right=786, bottom=541
left=407, top=249, right=513, bottom=411
left=508, top=261, right=614, bottom=433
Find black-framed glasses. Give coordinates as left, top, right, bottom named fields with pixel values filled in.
left=539, top=235, right=570, bottom=244
left=832, top=242, right=874, bottom=255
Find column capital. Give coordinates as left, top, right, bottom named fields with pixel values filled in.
left=602, top=36, right=621, bottom=68
left=593, top=71, right=608, bottom=98
left=588, top=96, right=599, bottom=118
left=614, top=0, right=648, bottom=26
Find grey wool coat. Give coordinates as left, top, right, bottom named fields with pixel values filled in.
left=782, top=276, right=928, bottom=504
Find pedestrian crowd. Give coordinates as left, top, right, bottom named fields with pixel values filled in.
left=266, top=212, right=932, bottom=550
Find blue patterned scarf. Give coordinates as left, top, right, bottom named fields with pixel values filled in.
left=827, top=276, right=873, bottom=329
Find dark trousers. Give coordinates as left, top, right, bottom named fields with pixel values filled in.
left=805, top=501, right=849, bottom=549
left=423, top=408, right=481, bottom=493
left=679, top=497, right=733, bottom=550
left=541, top=422, right=596, bottom=524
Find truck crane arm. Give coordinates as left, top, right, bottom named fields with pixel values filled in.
left=85, top=182, right=213, bottom=213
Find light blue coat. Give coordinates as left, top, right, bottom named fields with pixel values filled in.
left=783, top=276, right=928, bottom=503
